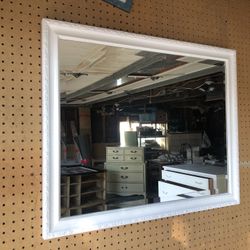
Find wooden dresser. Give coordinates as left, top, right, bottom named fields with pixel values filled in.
left=105, top=146, right=146, bottom=208
left=158, top=164, right=227, bottom=202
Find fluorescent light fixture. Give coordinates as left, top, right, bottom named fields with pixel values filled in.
left=117, top=78, right=123, bottom=86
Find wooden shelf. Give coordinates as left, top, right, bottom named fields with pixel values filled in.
left=60, top=170, right=107, bottom=217
left=81, top=188, right=104, bottom=195
left=81, top=179, right=100, bottom=184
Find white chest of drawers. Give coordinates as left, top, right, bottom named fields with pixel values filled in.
left=158, top=164, right=227, bottom=202
left=105, top=147, right=146, bottom=197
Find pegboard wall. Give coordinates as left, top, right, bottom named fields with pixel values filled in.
left=1, top=0, right=250, bottom=249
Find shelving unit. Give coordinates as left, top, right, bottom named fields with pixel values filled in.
left=61, top=171, right=106, bottom=217
left=137, top=122, right=167, bottom=149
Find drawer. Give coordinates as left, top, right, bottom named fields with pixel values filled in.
left=124, top=155, right=143, bottom=162
left=105, top=163, right=144, bottom=172
left=107, top=172, right=144, bottom=183
left=106, top=154, right=124, bottom=162
left=124, top=147, right=143, bottom=155
left=107, top=183, right=144, bottom=194
left=180, top=190, right=211, bottom=197
left=106, top=147, right=124, bottom=155
left=162, top=170, right=212, bottom=190
left=159, top=194, right=186, bottom=202
left=159, top=190, right=210, bottom=202
left=158, top=181, right=203, bottom=197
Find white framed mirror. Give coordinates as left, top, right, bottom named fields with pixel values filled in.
left=42, top=18, right=239, bottom=239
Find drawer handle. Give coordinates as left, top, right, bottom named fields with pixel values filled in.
left=130, top=150, right=137, bottom=153
left=121, top=166, right=128, bottom=170
left=166, top=175, right=171, bottom=178
left=121, top=186, right=128, bottom=189
left=112, top=150, right=119, bottom=153
left=113, top=156, right=119, bottom=160
left=195, top=181, right=202, bottom=185
left=130, top=157, right=137, bottom=160
left=121, top=175, right=128, bottom=179
left=162, top=191, right=168, bottom=195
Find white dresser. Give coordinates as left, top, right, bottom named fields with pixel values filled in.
left=105, top=147, right=146, bottom=206
left=158, top=164, right=227, bottom=202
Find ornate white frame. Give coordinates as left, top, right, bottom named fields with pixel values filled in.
left=42, top=18, right=239, bottom=239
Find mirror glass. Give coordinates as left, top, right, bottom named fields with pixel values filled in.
left=42, top=19, right=239, bottom=239
left=59, top=39, right=228, bottom=217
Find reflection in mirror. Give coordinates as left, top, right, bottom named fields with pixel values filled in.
left=42, top=19, right=239, bottom=239
left=59, top=39, right=228, bottom=217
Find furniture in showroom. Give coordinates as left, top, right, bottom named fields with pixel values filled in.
left=105, top=146, right=146, bottom=208
left=158, top=164, right=227, bottom=202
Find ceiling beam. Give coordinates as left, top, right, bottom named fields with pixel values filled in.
left=64, top=53, right=175, bottom=100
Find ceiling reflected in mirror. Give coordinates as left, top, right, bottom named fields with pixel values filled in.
left=59, top=40, right=225, bottom=106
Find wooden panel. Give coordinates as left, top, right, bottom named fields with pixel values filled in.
left=0, top=0, right=250, bottom=249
